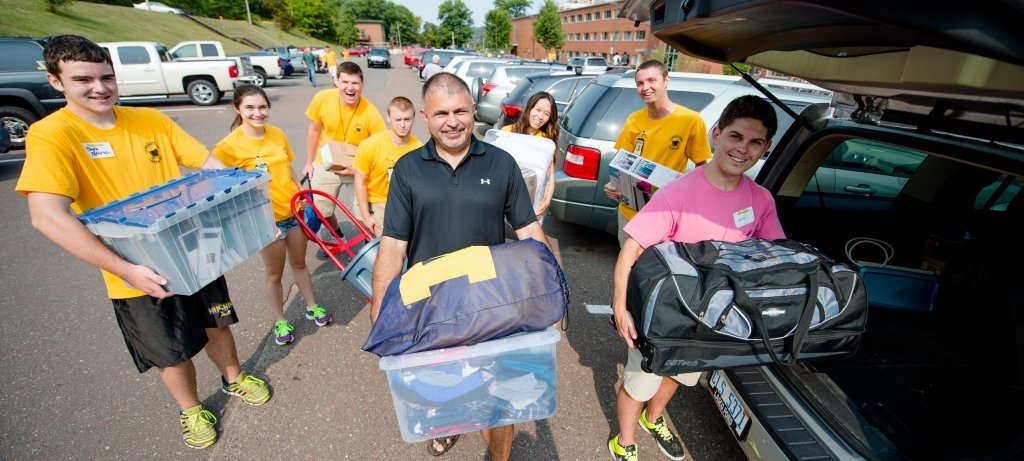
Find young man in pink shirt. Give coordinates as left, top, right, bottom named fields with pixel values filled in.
left=608, top=95, right=786, bottom=461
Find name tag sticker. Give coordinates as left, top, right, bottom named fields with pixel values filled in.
left=83, top=142, right=115, bottom=159
left=733, top=206, right=754, bottom=228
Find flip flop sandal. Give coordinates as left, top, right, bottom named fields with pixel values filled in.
left=426, top=434, right=460, bottom=457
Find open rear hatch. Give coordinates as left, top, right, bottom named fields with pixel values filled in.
left=620, top=1, right=1024, bottom=459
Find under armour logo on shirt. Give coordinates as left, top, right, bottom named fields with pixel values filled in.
left=481, top=179, right=491, bottom=185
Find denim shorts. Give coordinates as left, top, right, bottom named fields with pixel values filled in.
left=275, top=217, right=299, bottom=241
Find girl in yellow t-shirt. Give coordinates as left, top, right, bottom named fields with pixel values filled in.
left=501, top=91, right=559, bottom=221
left=212, top=85, right=331, bottom=346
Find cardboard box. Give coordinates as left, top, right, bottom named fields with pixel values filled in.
left=609, top=149, right=684, bottom=212
left=321, top=141, right=357, bottom=171
left=78, top=169, right=275, bottom=295
left=378, top=327, right=561, bottom=443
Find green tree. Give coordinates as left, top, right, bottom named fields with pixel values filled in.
left=289, top=0, right=336, bottom=39
left=336, top=8, right=360, bottom=46
left=421, top=22, right=440, bottom=48
left=437, top=0, right=474, bottom=48
left=41, top=0, right=74, bottom=13
left=722, top=62, right=752, bottom=75
left=483, top=9, right=511, bottom=52
left=264, top=0, right=296, bottom=31
left=533, top=0, right=563, bottom=55
left=494, top=0, right=531, bottom=18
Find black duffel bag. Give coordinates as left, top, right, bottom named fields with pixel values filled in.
left=626, top=238, right=867, bottom=375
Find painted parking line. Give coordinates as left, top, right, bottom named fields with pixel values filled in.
left=585, top=304, right=613, bottom=315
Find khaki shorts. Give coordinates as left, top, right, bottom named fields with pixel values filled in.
left=364, top=201, right=386, bottom=236
left=311, top=161, right=357, bottom=219
left=622, top=348, right=701, bottom=402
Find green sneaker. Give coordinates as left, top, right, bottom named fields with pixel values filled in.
left=273, top=320, right=295, bottom=345
left=180, top=404, right=217, bottom=449
left=222, top=371, right=271, bottom=406
left=608, top=434, right=638, bottom=461
left=639, top=408, right=685, bottom=460
left=305, top=303, right=332, bottom=327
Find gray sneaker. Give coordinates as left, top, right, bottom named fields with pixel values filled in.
left=639, top=409, right=685, bottom=460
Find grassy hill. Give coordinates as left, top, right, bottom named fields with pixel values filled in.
left=0, top=0, right=336, bottom=53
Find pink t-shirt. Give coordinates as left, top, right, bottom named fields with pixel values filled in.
left=624, top=167, right=785, bottom=248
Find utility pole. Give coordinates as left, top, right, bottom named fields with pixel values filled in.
left=397, top=24, right=402, bottom=49
left=451, top=30, right=455, bottom=48
left=244, top=0, right=252, bottom=25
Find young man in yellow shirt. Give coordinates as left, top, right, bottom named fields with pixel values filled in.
left=323, top=45, right=338, bottom=81
left=15, top=35, right=270, bottom=450
left=301, top=61, right=386, bottom=246
left=352, top=96, right=423, bottom=236
left=603, top=60, right=712, bottom=247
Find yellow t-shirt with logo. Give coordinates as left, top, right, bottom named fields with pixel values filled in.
left=212, top=125, right=298, bottom=221
left=15, top=106, right=210, bottom=299
left=352, top=132, right=423, bottom=204
left=613, top=104, right=712, bottom=219
left=305, top=90, right=386, bottom=165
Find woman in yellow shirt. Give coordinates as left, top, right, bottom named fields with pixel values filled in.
left=212, top=85, right=331, bottom=346
left=501, top=91, right=559, bottom=221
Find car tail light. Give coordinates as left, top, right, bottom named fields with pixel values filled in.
left=229, top=64, right=238, bottom=78
left=563, top=144, right=601, bottom=180
left=501, top=104, right=522, bottom=119
left=481, top=82, right=498, bottom=96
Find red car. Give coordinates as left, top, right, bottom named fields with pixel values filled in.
left=404, top=46, right=429, bottom=67
left=348, top=46, right=370, bottom=57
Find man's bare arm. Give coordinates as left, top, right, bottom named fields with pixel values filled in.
left=369, top=236, right=408, bottom=324
left=27, top=192, right=172, bottom=298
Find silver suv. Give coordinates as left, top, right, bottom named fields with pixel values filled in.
left=567, top=56, right=609, bottom=72
left=475, top=62, right=562, bottom=125
left=551, top=71, right=830, bottom=234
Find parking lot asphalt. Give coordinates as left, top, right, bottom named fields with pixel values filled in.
left=0, top=56, right=744, bottom=460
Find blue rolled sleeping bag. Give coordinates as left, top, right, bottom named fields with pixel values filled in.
left=363, top=238, right=568, bottom=356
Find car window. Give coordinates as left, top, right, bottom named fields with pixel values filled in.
left=467, top=62, right=497, bottom=78
left=0, top=41, right=44, bottom=72
left=582, top=87, right=716, bottom=141
left=975, top=174, right=1022, bottom=211
left=117, top=46, right=152, bottom=65
left=562, top=81, right=609, bottom=135
left=589, top=58, right=608, bottom=67
left=506, top=67, right=551, bottom=83
left=805, top=139, right=927, bottom=198
left=547, top=78, right=578, bottom=102
left=200, top=43, right=218, bottom=57
left=174, top=44, right=197, bottom=58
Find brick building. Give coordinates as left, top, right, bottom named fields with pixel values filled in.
left=511, top=0, right=719, bottom=72
left=355, top=21, right=386, bottom=47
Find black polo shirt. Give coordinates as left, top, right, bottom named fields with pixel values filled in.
left=382, top=137, right=536, bottom=265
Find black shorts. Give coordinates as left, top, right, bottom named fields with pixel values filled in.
left=111, top=276, right=238, bottom=373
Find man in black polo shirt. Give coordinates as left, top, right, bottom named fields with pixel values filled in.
left=371, top=72, right=549, bottom=460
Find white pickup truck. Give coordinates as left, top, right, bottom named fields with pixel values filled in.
left=169, top=41, right=284, bottom=88
left=99, top=41, right=239, bottom=106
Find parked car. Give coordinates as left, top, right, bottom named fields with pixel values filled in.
left=168, top=41, right=276, bottom=87
left=493, top=71, right=600, bottom=129
left=0, top=36, right=65, bottom=153
left=566, top=56, right=610, bottom=72
left=475, top=62, right=564, bottom=125
left=132, top=1, right=183, bottom=14
left=417, top=49, right=467, bottom=77
left=618, top=0, right=1024, bottom=460
left=442, top=53, right=482, bottom=73
left=447, top=57, right=522, bottom=102
left=551, top=71, right=830, bottom=234
left=366, top=47, right=391, bottom=68
left=261, top=45, right=306, bottom=74
left=98, top=41, right=240, bottom=106
left=348, top=45, right=370, bottom=57
left=404, top=46, right=429, bottom=67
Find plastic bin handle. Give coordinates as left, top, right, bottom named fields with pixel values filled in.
left=128, top=191, right=183, bottom=212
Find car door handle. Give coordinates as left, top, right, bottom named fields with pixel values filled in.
left=844, top=184, right=877, bottom=195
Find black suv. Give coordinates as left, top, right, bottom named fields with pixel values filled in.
left=0, top=37, right=65, bottom=156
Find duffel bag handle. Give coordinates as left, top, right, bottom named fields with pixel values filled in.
left=728, top=273, right=819, bottom=365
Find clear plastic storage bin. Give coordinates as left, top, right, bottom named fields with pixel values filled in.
left=78, top=169, right=275, bottom=295
left=378, top=327, right=561, bottom=443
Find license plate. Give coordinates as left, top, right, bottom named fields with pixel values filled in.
left=707, top=370, right=752, bottom=440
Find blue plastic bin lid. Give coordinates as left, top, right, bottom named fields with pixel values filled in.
left=77, top=168, right=266, bottom=228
